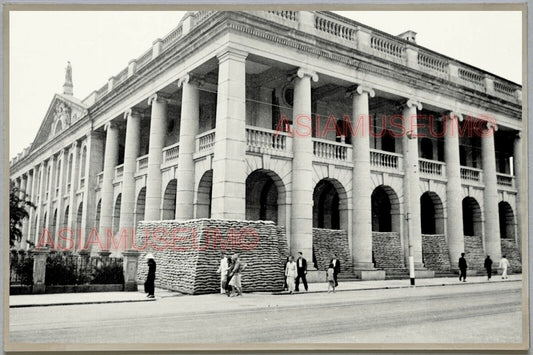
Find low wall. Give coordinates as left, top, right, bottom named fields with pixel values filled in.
left=421, top=234, right=451, bottom=270
left=464, top=235, right=484, bottom=270
left=372, top=232, right=403, bottom=268
left=500, top=239, right=522, bottom=273
left=136, top=219, right=287, bottom=294
left=312, top=228, right=352, bottom=272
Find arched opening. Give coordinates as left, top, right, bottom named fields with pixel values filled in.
left=196, top=170, right=213, bottom=218
left=371, top=185, right=401, bottom=232
left=135, top=187, right=146, bottom=227
left=55, top=159, right=62, bottom=195
left=313, top=180, right=341, bottom=229
left=498, top=201, right=515, bottom=240
left=95, top=199, right=101, bottom=232
left=245, top=169, right=286, bottom=224
left=63, top=205, right=69, bottom=228
left=113, top=194, right=122, bottom=235
left=67, top=154, right=73, bottom=190
left=162, top=179, right=177, bottom=220
left=420, top=192, right=445, bottom=234
left=462, top=197, right=482, bottom=236
left=76, top=203, right=83, bottom=234
left=420, top=138, right=433, bottom=160
left=79, top=146, right=87, bottom=184
left=51, top=209, right=58, bottom=241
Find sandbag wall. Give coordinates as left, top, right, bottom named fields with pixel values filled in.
left=135, top=219, right=287, bottom=294
left=312, top=228, right=352, bottom=272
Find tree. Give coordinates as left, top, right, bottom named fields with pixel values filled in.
left=9, top=180, right=35, bottom=248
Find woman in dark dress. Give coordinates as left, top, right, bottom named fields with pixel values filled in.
left=144, top=253, right=156, bottom=298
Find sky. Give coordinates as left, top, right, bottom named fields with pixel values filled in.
left=8, top=10, right=522, bottom=158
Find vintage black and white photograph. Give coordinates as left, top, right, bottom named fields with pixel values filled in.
left=5, top=5, right=527, bottom=351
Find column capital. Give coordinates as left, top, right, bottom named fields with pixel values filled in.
left=216, top=47, right=248, bottom=63
left=147, top=92, right=171, bottom=106
left=484, top=120, right=498, bottom=132
left=288, top=68, right=318, bottom=83
left=70, top=140, right=81, bottom=150
left=402, top=98, right=422, bottom=111
left=444, top=111, right=464, bottom=122
left=123, top=107, right=143, bottom=121
left=178, top=73, right=205, bottom=88
left=104, top=121, right=120, bottom=131
left=346, top=84, right=375, bottom=98
left=515, top=131, right=521, bottom=140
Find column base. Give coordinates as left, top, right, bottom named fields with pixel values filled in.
left=414, top=269, right=435, bottom=278
left=124, top=280, right=138, bottom=292
left=354, top=269, right=386, bottom=280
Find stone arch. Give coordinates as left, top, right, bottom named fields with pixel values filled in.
left=196, top=170, right=213, bottom=219
left=79, top=146, right=87, bottom=182
left=245, top=169, right=287, bottom=225
left=135, top=187, right=146, bottom=227
left=51, top=209, right=58, bottom=241
left=313, top=178, right=348, bottom=230
left=420, top=191, right=445, bottom=234
left=63, top=205, right=69, bottom=228
left=113, top=194, right=122, bottom=236
left=371, top=185, right=401, bottom=232
left=462, top=197, right=482, bottom=236
left=162, top=179, right=177, bottom=220
left=76, top=203, right=83, bottom=235
left=498, top=201, right=515, bottom=240
left=67, top=153, right=73, bottom=188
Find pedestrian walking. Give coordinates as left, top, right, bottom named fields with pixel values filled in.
left=295, top=252, right=308, bottom=292
left=499, top=255, right=511, bottom=279
left=285, top=256, right=297, bottom=294
left=228, top=254, right=246, bottom=297
left=326, top=263, right=336, bottom=293
left=225, top=255, right=233, bottom=294
left=144, top=253, right=156, bottom=298
left=458, top=252, right=467, bottom=282
left=330, top=253, right=341, bottom=287
left=484, top=255, right=493, bottom=280
left=283, top=256, right=290, bottom=291
left=217, top=253, right=230, bottom=294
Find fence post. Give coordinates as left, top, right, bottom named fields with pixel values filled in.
left=122, top=250, right=140, bottom=291
left=30, top=248, right=50, bottom=294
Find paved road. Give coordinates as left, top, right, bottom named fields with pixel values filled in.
left=9, top=281, right=522, bottom=345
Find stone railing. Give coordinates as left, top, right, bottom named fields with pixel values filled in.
left=115, top=164, right=124, bottom=179
left=97, top=171, right=104, bottom=189
left=94, top=84, right=109, bottom=102
left=460, top=166, right=482, bottom=182
left=314, top=14, right=355, bottom=41
left=312, top=138, right=351, bottom=162
left=196, top=129, right=216, bottom=152
left=496, top=173, right=514, bottom=188
left=192, top=11, right=215, bottom=26
left=267, top=10, right=298, bottom=21
left=161, top=25, right=183, bottom=50
left=418, top=50, right=448, bottom=74
left=246, top=126, right=291, bottom=154
left=136, top=154, right=149, bottom=173
left=114, top=67, right=128, bottom=85
left=370, top=149, right=402, bottom=170
left=79, top=177, right=85, bottom=190
left=163, top=142, right=180, bottom=164
left=370, top=34, right=405, bottom=60
left=419, top=158, right=445, bottom=177
left=494, top=81, right=516, bottom=96
left=136, top=49, right=153, bottom=70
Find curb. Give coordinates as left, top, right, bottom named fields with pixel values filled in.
left=271, top=278, right=521, bottom=295
left=10, top=298, right=157, bottom=308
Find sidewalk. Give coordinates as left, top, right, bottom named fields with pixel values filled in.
left=9, top=274, right=522, bottom=308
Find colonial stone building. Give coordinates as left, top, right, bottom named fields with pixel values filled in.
left=10, top=11, right=523, bottom=280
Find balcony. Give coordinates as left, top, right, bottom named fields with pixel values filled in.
left=162, top=142, right=180, bottom=165
left=496, top=173, right=516, bottom=191
left=370, top=149, right=403, bottom=173
left=115, top=164, right=124, bottom=180
left=194, top=129, right=215, bottom=159
left=246, top=126, right=292, bottom=157
left=136, top=154, right=148, bottom=174
left=419, top=158, right=446, bottom=179
left=312, top=138, right=351, bottom=164
left=96, top=172, right=104, bottom=190
left=460, top=166, right=483, bottom=185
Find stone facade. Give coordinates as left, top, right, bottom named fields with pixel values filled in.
left=312, top=228, right=352, bottom=272
left=500, top=239, right=522, bottom=273
left=372, top=232, right=403, bottom=269
left=421, top=234, right=451, bottom=270
left=9, top=11, right=523, bottom=282
left=136, top=219, right=287, bottom=294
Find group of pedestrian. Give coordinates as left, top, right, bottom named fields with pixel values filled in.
left=284, top=252, right=341, bottom=294
left=217, top=253, right=247, bottom=297
left=458, top=252, right=512, bottom=282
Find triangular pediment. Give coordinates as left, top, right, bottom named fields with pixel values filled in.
left=29, top=94, right=88, bottom=152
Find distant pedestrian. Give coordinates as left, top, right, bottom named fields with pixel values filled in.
left=295, top=252, right=308, bottom=292
left=285, top=256, right=297, bottom=294
left=326, top=263, right=336, bottom=293
left=217, top=253, right=230, bottom=294
left=225, top=256, right=233, bottom=294
left=144, top=253, right=156, bottom=298
left=458, top=253, right=467, bottom=282
left=283, top=256, right=290, bottom=291
left=484, top=255, right=493, bottom=280
left=228, top=254, right=246, bottom=297
left=330, top=253, right=341, bottom=287
left=499, top=255, right=511, bottom=279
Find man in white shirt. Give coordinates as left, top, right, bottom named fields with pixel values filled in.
left=499, top=255, right=511, bottom=279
